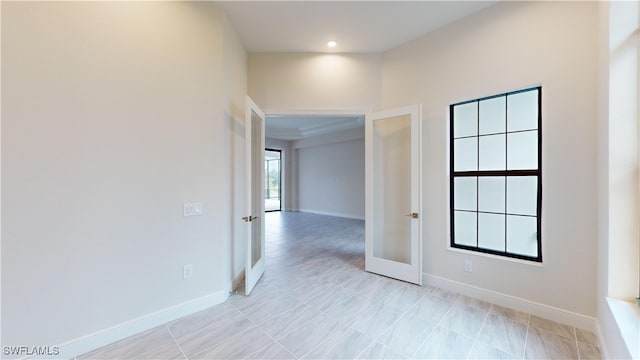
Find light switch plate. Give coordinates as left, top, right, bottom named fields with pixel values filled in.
left=183, top=264, right=193, bottom=279
left=184, top=202, right=203, bottom=216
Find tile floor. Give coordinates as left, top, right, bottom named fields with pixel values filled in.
left=79, top=212, right=602, bottom=359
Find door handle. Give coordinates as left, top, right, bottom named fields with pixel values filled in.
left=405, top=213, right=419, bottom=219
left=242, top=215, right=260, bottom=222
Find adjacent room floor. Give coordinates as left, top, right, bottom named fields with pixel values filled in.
left=79, top=212, right=601, bottom=359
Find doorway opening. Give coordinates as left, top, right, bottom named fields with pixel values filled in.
left=265, top=149, right=282, bottom=212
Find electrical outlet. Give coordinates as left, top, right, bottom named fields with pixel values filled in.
left=183, top=202, right=203, bottom=217
left=464, top=260, right=473, bottom=273
left=183, top=264, right=193, bottom=279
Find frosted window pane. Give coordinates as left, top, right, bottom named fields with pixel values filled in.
left=506, top=215, right=537, bottom=257
left=479, top=96, right=506, bottom=135
left=479, top=134, right=505, bottom=171
left=453, top=102, right=478, bottom=138
left=507, top=176, right=538, bottom=216
left=478, top=213, right=505, bottom=251
left=454, top=211, right=476, bottom=247
left=478, top=177, right=505, bottom=213
left=507, top=90, right=538, bottom=132
left=454, top=177, right=477, bottom=211
left=507, top=131, right=537, bottom=170
left=454, top=137, right=478, bottom=171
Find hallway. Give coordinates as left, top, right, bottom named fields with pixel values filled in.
left=79, top=212, right=601, bottom=359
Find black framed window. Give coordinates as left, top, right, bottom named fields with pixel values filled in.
left=450, top=87, right=542, bottom=262
left=265, top=149, right=282, bottom=212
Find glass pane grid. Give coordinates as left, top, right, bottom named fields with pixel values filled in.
left=450, top=87, right=541, bottom=262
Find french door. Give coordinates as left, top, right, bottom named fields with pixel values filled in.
left=244, top=96, right=266, bottom=295
left=365, top=105, right=422, bottom=285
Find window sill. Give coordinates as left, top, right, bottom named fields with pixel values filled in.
left=446, top=246, right=544, bottom=267
left=606, top=297, right=640, bottom=359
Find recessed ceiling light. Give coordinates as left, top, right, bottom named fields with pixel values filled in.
left=327, top=41, right=337, bottom=48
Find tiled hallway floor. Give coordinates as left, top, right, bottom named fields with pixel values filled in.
left=80, top=212, right=602, bottom=359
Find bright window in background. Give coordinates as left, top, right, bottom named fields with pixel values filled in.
left=265, top=149, right=281, bottom=212
left=450, top=87, right=542, bottom=262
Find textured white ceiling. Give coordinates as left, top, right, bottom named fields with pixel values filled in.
left=215, top=1, right=497, bottom=53
left=266, top=116, right=364, bottom=140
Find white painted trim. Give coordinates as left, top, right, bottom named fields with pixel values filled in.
left=43, top=289, right=230, bottom=360
left=594, top=319, right=611, bottom=360
left=298, top=209, right=364, bottom=220
left=264, top=108, right=368, bottom=117
left=605, top=297, right=639, bottom=359
left=422, top=273, right=597, bottom=332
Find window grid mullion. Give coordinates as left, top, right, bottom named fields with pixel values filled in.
left=476, top=101, right=479, bottom=248
left=505, top=93, right=508, bottom=253
left=451, top=86, right=541, bottom=262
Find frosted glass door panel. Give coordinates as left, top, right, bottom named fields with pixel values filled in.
left=373, top=115, right=411, bottom=264
left=244, top=96, right=265, bottom=295
left=250, top=110, right=264, bottom=268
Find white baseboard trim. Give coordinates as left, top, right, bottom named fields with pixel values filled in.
left=45, top=288, right=230, bottom=360
left=594, top=318, right=611, bottom=360
left=422, top=273, right=597, bottom=332
left=298, top=209, right=365, bottom=220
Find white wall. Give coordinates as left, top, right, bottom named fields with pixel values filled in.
left=2, top=1, right=244, bottom=353
left=296, top=129, right=365, bottom=219
left=248, top=53, right=381, bottom=112
left=223, top=13, right=249, bottom=295
left=382, top=1, right=598, bottom=318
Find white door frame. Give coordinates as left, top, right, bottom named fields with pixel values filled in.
left=365, top=104, right=423, bottom=285
left=244, top=96, right=266, bottom=295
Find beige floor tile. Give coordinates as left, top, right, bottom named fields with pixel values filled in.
left=277, top=313, right=344, bottom=357
left=489, top=304, right=530, bottom=324
left=257, top=303, right=321, bottom=339
left=413, top=326, right=475, bottom=359
left=529, top=314, right=576, bottom=340
left=405, top=294, right=454, bottom=324
left=247, top=341, right=295, bottom=359
left=301, top=326, right=372, bottom=359
left=356, top=342, right=407, bottom=359
left=578, top=340, right=602, bottom=360
left=468, top=342, right=519, bottom=359
left=350, top=302, right=403, bottom=339
left=525, top=326, right=579, bottom=359
left=79, top=325, right=173, bottom=360
left=476, top=314, right=527, bottom=357
left=192, top=326, right=273, bottom=359
left=77, top=213, right=587, bottom=360
left=377, top=315, right=436, bottom=357
left=439, top=303, right=489, bottom=339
